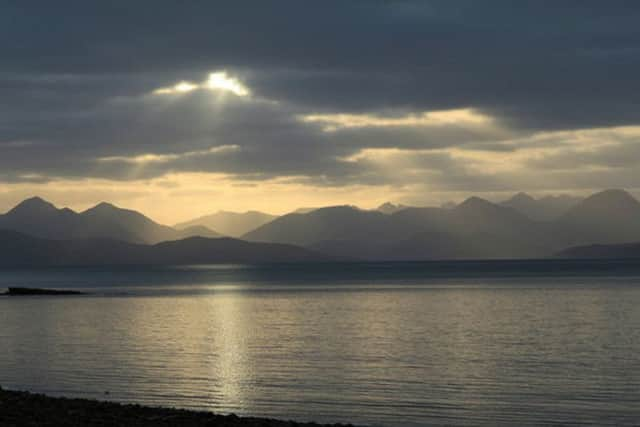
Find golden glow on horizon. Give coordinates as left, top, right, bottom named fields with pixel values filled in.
left=0, top=173, right=413, bottom=224
left=2, top=126, right=640, bottom=225
left=1, top=170, right=638, bottom=226
left=153, top=71, right=250, bottom=97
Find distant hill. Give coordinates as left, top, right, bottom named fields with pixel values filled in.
left=177, top=225, right=222, bottom=240
left=248, top=191, right=640, bottom=260
left=175, top=210, right=277, bottom=237
left=386, top=198, right=552, bottom=259
left=0, top=197, right=78, bottom=241
left=0, top=230, right=332, bottom=267
left=384, top=231, right=547, bottom=260
left=0, top=197, right=221, bottom=244
left=500, top=192, right=582, bottom=220
left=554, top=189, right=640, bottom=245
left=245, top=198, right=555, bottom=259
left=244, top=205, right=393, bottom=247
left=4, top=190, right=640, bottom=262
left=556, top=242, right=640, bottom=259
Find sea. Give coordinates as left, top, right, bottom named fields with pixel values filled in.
left=1, top=260, right=640, bottom=426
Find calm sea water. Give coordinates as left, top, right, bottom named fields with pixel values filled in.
left=1, top=260, right=640, bottom=426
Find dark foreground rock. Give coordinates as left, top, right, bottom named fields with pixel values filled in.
left=2, top=287, right=85, bottom=296
left=0, top=387, right=357, bottom=427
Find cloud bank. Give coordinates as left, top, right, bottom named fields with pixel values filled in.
left=1, top=1, right=640, bottom=219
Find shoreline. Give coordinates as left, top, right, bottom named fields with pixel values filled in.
left=0, top=387, right=357, bottom=427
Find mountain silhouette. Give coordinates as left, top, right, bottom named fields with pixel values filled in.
left=0, top=197, right=221, bottom=244
left=556, top=241, right=640, bottom=259
left=500, top=192, right=583, bottom=220
left=175, top=210, right=277, bottom=237
left=245, top=197, right=555, bottom=259
left=452, top=196, right=534, bottom=234
left=4, top=190, right=640, bottom=262
left=1, top=197, right=78, bottom=239
left=0, top=230, right=332, bottom=266
left=382, top=197, right=553, bottom=259
left=383, top=231, right=539, bottom=260
left=243, top=205, right=394, bottom=247
left=177, top=225, right=222, bottom=239
left=500, top=192, right=538, bottom=217
left=555, top=189, right=640, bottom=245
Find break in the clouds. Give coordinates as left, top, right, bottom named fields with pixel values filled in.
left=1, top=1, right=640, bottom=219
left=153, top=72, right=250, bottom=96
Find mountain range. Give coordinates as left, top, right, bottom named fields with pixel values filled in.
left=0, top=229, right=331, bottom=267
left=174, top=210, right=277, bottom=237
left=1, top=189, right=640, bottom=264
left=499, top=192, right=583, bottom=221
left=557, top=242, right=640, bottom=259
left=243, top=198, right=553, bottom=259
left=243, top=189, right=640, bottom=260
left=0, top=197, right=221, bottom=244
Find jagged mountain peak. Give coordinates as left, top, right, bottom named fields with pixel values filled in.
left=563, top=189, right=640, bottom=219
left=581, top=189, right=638, bottom=206
left=508, top=192, right=536, bottom=203
left=456, top=196, right=497, bottom=211
left=83, top=202, right=129, bottom=214
left=94, top=201, right=118, bottom=209
left=7, top=196, right=58, bottom=214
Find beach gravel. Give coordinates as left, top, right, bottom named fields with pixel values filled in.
left=0, top=387, right=357, bottom=427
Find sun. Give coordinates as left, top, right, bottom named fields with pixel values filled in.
left=205, top=72, right=250, bottom=96
left=152, top=72, right=250, bottom=97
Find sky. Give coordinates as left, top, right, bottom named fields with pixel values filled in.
left=2, top=1, right=640, bottom=223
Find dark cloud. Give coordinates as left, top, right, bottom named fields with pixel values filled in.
left=3, top=1, right=640, bottom=123
left=2, top=1, right=640, bottom=192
